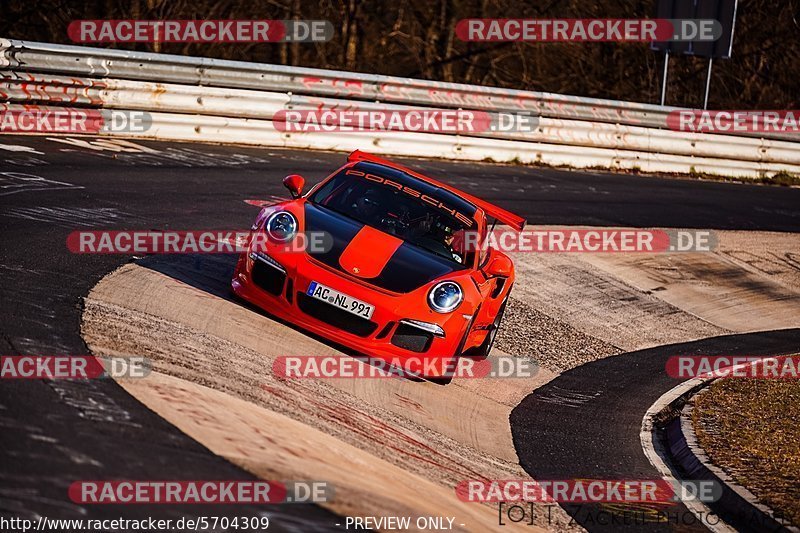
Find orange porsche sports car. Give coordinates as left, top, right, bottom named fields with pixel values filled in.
left=231, top=150, right=525, bottom=380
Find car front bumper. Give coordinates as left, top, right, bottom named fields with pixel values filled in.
left=231, top=249, right=474, bottom=378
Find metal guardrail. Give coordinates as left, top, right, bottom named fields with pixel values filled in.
left=0, top=39, right=676, bottom=128
left=3, top=74, right=797, bottom=165
left=1, top=39, right=798, bottom=178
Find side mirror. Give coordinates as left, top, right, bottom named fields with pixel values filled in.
left=484, top=252, right=512, bottom=278
left=283, top=174, right=305, bottom=199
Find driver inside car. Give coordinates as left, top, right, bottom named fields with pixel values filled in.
left=351, top=188, right=384, bottom=227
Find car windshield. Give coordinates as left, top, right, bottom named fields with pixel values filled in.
left=309, top=165, right=478, bottom=265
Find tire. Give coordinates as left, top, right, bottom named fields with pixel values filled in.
left=426, top=311, right=477, bottom=386
left=463, top=298, right=507, bottom=359
left=427, top=297, right=508, bottom=384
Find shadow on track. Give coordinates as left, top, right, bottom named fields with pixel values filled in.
left=138, top=253, right=427, bottom=382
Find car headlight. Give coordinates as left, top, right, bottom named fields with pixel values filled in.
left=265, top=211, right=297, bottom=242
left=427, top=281, right=463, bottom=313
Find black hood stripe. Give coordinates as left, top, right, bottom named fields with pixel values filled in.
left=304, top=203, right=462, bottom=293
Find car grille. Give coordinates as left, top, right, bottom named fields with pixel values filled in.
left=252, top=261, right=286, bottom=296
left=297, top=293, right=378, bottom=337
left=390, top=323, right=433, bottom=353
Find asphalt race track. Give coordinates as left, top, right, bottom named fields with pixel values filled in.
left=2, top=135, right=800, bottom=531
left=511, top=329, right=800, bottom=532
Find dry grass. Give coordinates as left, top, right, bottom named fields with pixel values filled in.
left=692, top=378, right=800, bottom=526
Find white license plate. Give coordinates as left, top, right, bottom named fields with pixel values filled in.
left=306, top=281, right=375, bottom=320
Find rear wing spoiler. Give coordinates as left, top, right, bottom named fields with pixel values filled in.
left=348, top=151, right=526, bottom=231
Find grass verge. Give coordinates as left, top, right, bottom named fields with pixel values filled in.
left=692, top=378, right=800, bottom=526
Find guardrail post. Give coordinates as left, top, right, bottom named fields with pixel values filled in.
left=660, top=51, right=670, bottom=106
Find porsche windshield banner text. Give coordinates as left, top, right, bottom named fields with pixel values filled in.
left=346, top=169, right=476, bottom=227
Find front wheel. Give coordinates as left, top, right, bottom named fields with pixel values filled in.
left=463, top=298, right=507, bottom=359
left=428, top=298, right=508, bottom=385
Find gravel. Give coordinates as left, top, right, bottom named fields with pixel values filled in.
left=495, top=296, right=622, bottom=372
